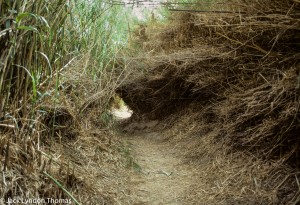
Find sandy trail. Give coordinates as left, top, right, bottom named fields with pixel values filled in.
left=126, top=132, right=194, bottom=205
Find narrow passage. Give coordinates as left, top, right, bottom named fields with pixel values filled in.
left=126, top=132, right=195, bottom=205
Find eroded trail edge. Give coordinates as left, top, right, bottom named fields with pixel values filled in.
left=126, top=132, right=194, bottom=205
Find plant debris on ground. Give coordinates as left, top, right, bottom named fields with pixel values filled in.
left=117, top=0, right=300, bottom=204
left=1, top=0, right=300, bottom=204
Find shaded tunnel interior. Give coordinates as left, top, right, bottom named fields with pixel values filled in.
left=116, top=76, right=216, bottom=120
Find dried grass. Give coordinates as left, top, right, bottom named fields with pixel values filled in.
left=118, top=0, right=300, bottom=203
left=0, top=1, right=133, bottom=203
left=0, top=54, right=131, bottom=204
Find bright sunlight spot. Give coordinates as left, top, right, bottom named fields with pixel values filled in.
left=110, top=95, right=133, bottom=120
left=122, top=0, right=167, bottom=21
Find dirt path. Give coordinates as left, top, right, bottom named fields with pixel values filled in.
left=126, top=132, right=194, bottom=205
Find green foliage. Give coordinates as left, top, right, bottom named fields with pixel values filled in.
left=0, top=0, right=72, bottom=113
left=0, top=0, right=171, bottom=117
left=0, top=0, right=129, bottom=114
left=0, top=0, right=173, bottom=132
left=43, top=172, right=81, bottom=205
left=0, top=0, right=166, bottom=202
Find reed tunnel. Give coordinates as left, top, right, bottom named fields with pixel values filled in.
left=116, top=75, right=214, bottom=120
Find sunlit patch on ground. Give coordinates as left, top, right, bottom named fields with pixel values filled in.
left=110, top=95, right=133, bottom=120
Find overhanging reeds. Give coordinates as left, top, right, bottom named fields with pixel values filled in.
left=118, top=0, right=300, bottom=203
left=0, top=0, right=132, bottom=203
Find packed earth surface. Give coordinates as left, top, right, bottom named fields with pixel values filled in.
left=126, top=131, right=194, bottom=205
left=1, top=0, right=300, bottom=204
